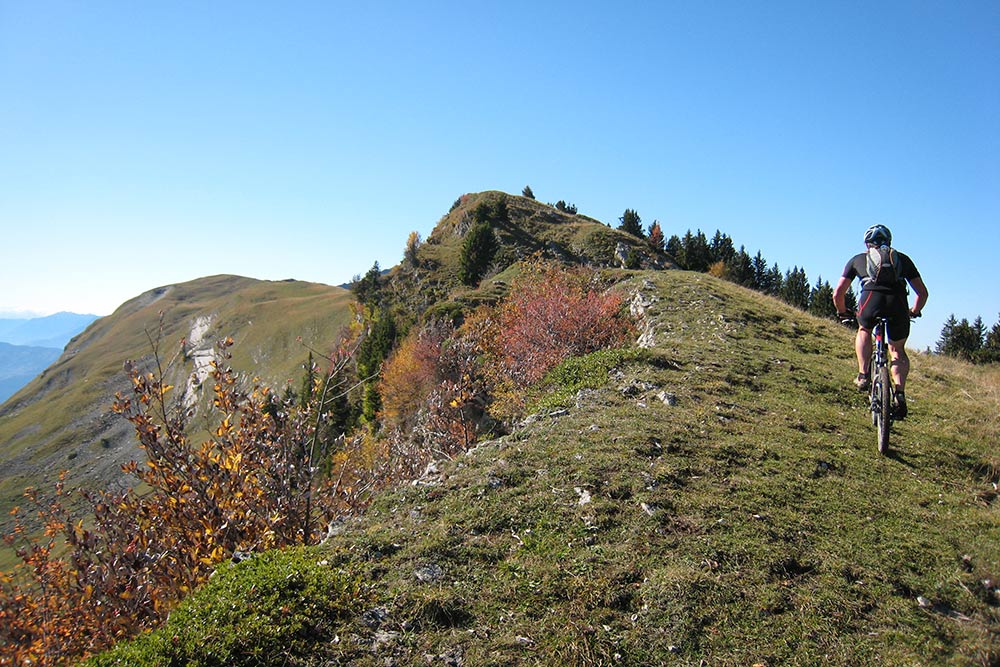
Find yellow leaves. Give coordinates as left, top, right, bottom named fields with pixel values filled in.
left=216, top=415, right=233, bottom=437
left=222, top=451, right=242, bottom=472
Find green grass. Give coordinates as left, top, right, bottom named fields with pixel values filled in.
left=87, top=270, right=999, bottom=666
left=84, top=547, right=367, bottom=667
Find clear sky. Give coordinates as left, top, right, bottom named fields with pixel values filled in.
left=1, top=1, right=997, bottom=351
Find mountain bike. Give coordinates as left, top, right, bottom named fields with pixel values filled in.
left=869, top=317, right=893, bottom=455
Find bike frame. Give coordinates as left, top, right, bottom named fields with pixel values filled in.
left=869, top=317, right=893, bottom=454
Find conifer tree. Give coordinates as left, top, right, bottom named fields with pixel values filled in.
left=618, top=209, right=644, bottom=238
left=725, top=246, right=754, bottom=286
left=808, top=277, right=836, bottom=319
left=709, top=230, right=735, bottom=265
left=782, top=266, right=810, bottom=309
left=352, top=262, right=383, bottom=306
left=936, top=315, right=958, bottom=355
left=665, top=234, right=685, bottom=268
left=356, top=309, right=398, bottom=422
left=752, top=252, right=769, bottom=291
left=647, top=221, right=665, bottom=252
left=985, top=315, right=1000, bottom=351
left=682, top=230, right=711, bottom=273
left=522, top=185, right=535, bottom=199
left=458, top=221, right=498, bottom=286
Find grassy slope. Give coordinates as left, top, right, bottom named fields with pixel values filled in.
left=0, top=275, right=355, bottom=529
left=93, top=270, right=999, bottom=666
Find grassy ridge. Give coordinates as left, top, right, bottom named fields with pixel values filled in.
left=92, top=270, right=999, bottom=666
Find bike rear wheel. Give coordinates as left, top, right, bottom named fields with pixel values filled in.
left=876, top=366, right=891, bottom=455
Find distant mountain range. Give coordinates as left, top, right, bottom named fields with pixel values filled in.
left=0, top=312, right=99, bottom=403
left=0, top=312, right=99, bottom=348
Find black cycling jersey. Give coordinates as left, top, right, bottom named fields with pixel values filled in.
left=842, top=248, right=921, bottom=340
left=841, top=249, right=920, bottom=295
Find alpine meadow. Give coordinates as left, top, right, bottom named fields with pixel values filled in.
left=1, top=191, right=997, bottom=666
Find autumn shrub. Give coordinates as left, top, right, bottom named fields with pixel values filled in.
left=378, top=320, right=490, bottom=474
left=0, top=334, right=383, bottom=666
left=470, top=259, right=635, bottom=419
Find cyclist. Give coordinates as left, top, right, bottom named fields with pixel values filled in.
left=832, top=224, right=928, bottom=419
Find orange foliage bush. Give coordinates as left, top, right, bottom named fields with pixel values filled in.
left=0, top=335, right=383, bottom=666
left=378, top=321, right=489, bottom=472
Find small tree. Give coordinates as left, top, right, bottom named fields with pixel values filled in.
left=782, top=266, right=810, bottom=310
left=404, top=231, right=422, bottom=267
left=352, top=262, right=382, bottom=306
left=522, top=185, right=535, bottom=199
left=682, top=230, right=711, bottom=272
left=808, top=277, right=836, bottom=320
left=647, top=221, right=665, bottom=252
left=458, top=222, right=499, bottom=286
left=355, top=308, right=399, bottom=422
left=618, top=209, right=644, bottom=238
left=665, top=234, right=685, bottom=268
left=725, top=246, right=754, bottom=287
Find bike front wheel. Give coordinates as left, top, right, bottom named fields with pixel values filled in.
left=876, top=366, right=892, bottom=455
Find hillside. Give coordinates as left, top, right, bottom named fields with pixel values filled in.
left=92, top=270, right=1000, bottom=666
left=0, top=275, right=355, bottom=524
left=385, top=191, right=675, bottom=318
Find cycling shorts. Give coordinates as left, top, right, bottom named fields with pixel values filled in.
left=857, top=289, right=910, bottom=341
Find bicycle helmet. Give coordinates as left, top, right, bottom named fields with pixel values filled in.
left=863, top=224, right=892, bottom=247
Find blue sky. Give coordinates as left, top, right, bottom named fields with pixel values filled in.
left=1, top=1, right=997, bottom=351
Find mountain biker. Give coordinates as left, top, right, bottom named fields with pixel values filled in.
left=832, top=224, right=928, bottom=420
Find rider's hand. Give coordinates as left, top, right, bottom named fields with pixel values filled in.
left=837, top=311, right=856, bottom=326
left=909, top=309, right=922, bottom=319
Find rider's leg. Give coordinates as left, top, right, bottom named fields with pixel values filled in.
left=855, top=327, right=872, bottom=375
left=888, top=339, right=910, bottom=419
left=888, top=339, right=910, bottom=391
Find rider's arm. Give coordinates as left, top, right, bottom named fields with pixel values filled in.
left=832, top=276, right=852, bottom=313
left=908, top=275, right=928, bottom=316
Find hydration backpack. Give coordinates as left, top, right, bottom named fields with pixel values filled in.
left=864, top=245, right=902, bottom=289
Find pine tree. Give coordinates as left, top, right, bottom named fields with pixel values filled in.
left=682, top=230, right=711, bottom=273
left=985, top=315, right=1000, bottom=351
left=356, top=309, right=399, bottom=422
left=647, top=221, right=665, bottom=252
left=522, top=185, right=535, bottom=199
left=752, top=252, right=769, bottom=292
left=709, top=230, right=735, bottom=265
left=766, top=263, right=784, bottom=297
left=665, top=234, right=685, bottom=269
left=782, top=266, right=810, bottom=310
left=808, top=277, right=836, bottom=319
left=725, top=246, right=754, bottom=286
left=936, top=314, right=958, bottom=355
left=618, top=209, right=644, bottom=238
left=458, top=221, right=499, bottom=286
left=352, top=262, right=383, bottom=306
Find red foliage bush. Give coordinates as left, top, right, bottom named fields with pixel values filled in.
left=470, top=259, right=634, bottom=417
